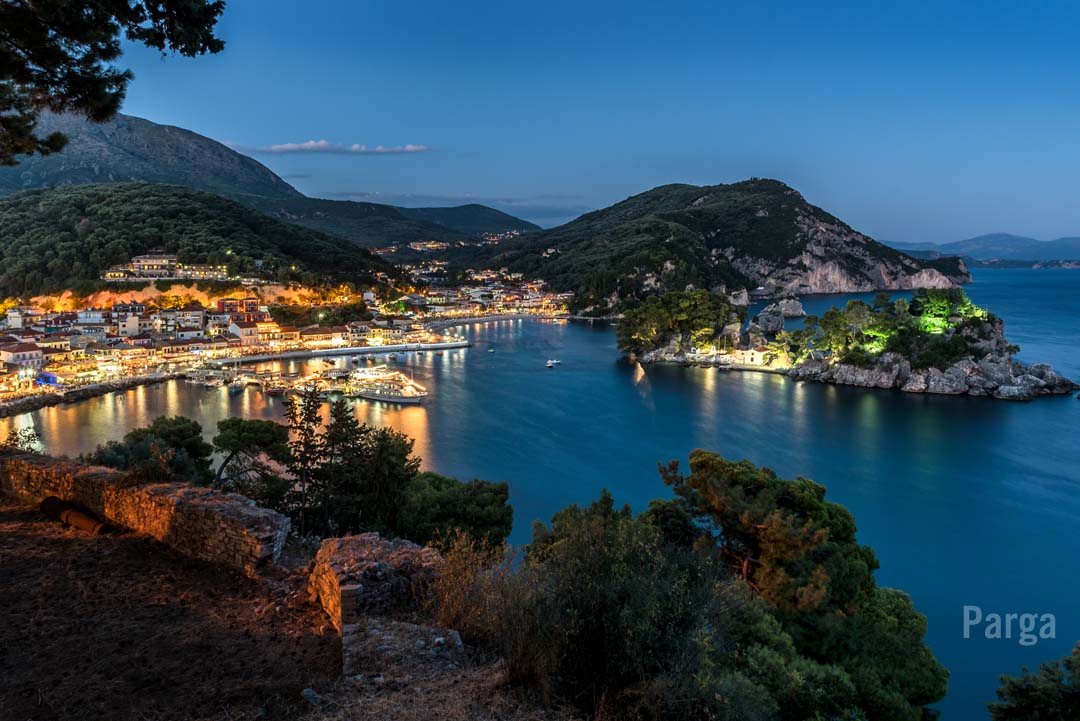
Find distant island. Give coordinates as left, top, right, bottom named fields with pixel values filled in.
left=617, top=288, right=1077, bottom=400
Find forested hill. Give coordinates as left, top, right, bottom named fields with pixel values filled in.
left=0, top=112, right=301, bottom=201
left=0, top=113, right=538, bottom=246
left=464, top=179, right=970, bottom=313
left=397, top=204, right=540, bottom=235
left=0, top=184, right=390, bottom=298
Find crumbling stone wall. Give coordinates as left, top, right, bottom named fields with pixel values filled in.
left=309, top=533, right=442, bottom=630
left=0, top=449, right=289, bottom=576
left=308, top=533, right=447, bottom=674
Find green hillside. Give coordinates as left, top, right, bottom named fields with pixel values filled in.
left=241, top=195, right=468, bottom=248
left=0, top=183, right=389, bottom=298
left=0, top=113, right=539, bottom=246
left=0, top=112, right=300, bottom=201
left=466, top=179, right=969, bottom=312
left=397, top=204, right=540, bottom=234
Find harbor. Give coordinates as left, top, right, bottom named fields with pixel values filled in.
left=191, top=357, right=432, bottom=405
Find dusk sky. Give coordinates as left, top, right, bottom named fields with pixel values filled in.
left=118, top=0, right=1080, bottom=241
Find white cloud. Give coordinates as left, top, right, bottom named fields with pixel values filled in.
left=235, top=139, right=430, bottom=155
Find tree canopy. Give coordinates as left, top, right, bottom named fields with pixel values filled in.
left=0, top=0, right=224, bottom=165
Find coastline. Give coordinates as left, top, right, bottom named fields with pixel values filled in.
left=423, top=313, right=567, bottom=330
left=207, top=339, right=472, bottom=366
left=632, top=352, right=1078, bottom=400
left=0, top=372, right=182, bottom=419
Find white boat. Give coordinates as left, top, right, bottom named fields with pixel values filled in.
left=349, top=369, right=428, bottom=404
left=387, top=353, right=398, bottom=360
left=203, top=377, right=224, bottom=389
left=546, top=359, right=556, bottom=368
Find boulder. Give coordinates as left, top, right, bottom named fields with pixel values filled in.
left=776, top=298, right=806, bottom=318
left=831, top=363, right=901, bottom=389
left=994, top=384, right=1034, bottom=400
left=727, top=288, right=750, bottom=306
left=901, top=371, right=928, bottom=393
left=754, top=305, right=785, bottom=334
left=925, top=367, right=968, bottom=394
left=745, top=323, right=767, bottom=349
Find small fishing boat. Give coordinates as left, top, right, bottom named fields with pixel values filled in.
left=203, top=377, right=224, bottom=389
left=546, top=360, right=555, bottom=368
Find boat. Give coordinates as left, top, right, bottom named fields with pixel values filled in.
left=265, top=383, right=287, bottom=396
left=203, top=377, right=224, bottom=388
left=488, top=348, right=495, bottom=353
left=228, top=378, right=246, bottom=395
left=387, top=353, right=398, bottom=360
left=354, top=378, right=428, bottom=404
left=351, top=356, right=360, bottom=364
left=435, top=351, right=444, bottom=356
left=546, top=360, right=556, bottom=368
left=322, top=358, right=336, bottom=367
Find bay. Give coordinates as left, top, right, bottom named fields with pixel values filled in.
left=2, top=268, right=1077, bottom=719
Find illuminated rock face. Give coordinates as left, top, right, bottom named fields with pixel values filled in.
left=0, top=449, right=289, bottom=575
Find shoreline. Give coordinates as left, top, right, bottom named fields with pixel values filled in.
left=0, top=372, right=183, bottom=418
left=422, top=313, right=567, bottom=330
left=633, top=354, right=1078, bottom=401
left=207, top=340, right=472, bottom=366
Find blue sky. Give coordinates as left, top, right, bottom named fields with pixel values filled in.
left=119, top=0, right=1080, bottom=240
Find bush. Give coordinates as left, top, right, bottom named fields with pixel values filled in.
left=434, top=490, right=868, bottom=720
left=402, top=472, right=513, bottom=547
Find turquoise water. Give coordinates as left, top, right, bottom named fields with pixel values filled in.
left=4, top=269, right=1078, bottom=718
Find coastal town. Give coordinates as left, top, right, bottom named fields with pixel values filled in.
left=0, top=253, right=571, bottom=407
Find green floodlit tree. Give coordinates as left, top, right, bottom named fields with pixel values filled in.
left=0, top=0, right=225, bottom=165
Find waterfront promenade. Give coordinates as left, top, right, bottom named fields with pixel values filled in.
left=206, top=339, right=472, bottom=367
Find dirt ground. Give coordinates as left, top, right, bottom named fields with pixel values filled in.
left=0, top=500, right=339, bottom=721
left=0, top=499, right=574, bottom=721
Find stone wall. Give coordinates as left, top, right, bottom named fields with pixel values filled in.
left=308, top=533, right=442, bottom=631
left=308, top=533, right=445, bottom=674
left=0, top=449, right=289, bottom=576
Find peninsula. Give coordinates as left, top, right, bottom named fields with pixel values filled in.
left=617, top=288, right=1077, bottom=400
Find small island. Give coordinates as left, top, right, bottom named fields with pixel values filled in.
left=616, top=288, right=1077, bottom=400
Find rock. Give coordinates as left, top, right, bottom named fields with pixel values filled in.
left=776, top=298, right=805, bottom=317
left=727, top=288, right=750, bottom=306
left=786, top=359, right=831, bottom=381
left=923, top=367, right=967, bottom=394
left=995, top=385, right=1033, bottom=400
left=901, top=371, right=928, bottom=393
left=978, top=358, right=1015, bottom=386
left=745, top=323, right=766, bottom=349
left=831, top=363, right=901, bottom=388
left=301, top=688, right=323, bottom=707
left=754, top=304, right=785, bottom=334
left=1024, top=364, right=1078, bottom=394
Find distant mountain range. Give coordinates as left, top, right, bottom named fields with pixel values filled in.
left=460, top=179, right=970, bottom=313
left=0, top=112, right=539, bottom=247
left=887, top=233, right=1080, bottom=261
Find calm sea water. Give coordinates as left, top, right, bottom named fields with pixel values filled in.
left=3, top=269, right=1078, bottom=719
